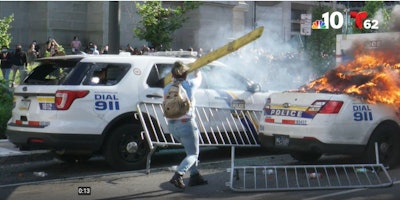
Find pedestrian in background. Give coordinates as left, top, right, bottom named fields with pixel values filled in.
left=32, top=40, right=41, bottom=58
left=1, top=46, right=13, bottom=86
left=101, top=45, right=109, bottom=54
left=91, top=44, right=99, bottom=55
left=85, top=42, right=94, bottom=54
left=164, top=61, right=208, bottom=189
left=11, top=44, right=28, bottom=86
left=70, top=36, right=82, bottom=54
left=27, top=42, right=38, bottom=67
left=46, top=37, right=60, bottom=57
left=125, top=44, right=134, bottom=54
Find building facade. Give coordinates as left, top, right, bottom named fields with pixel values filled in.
left=0, top=1, right=340, bottom=54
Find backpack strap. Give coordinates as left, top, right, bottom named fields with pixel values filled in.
left=173, top=78, right=185, bottom=83
left=173, top=80, right=191, bottom=102
left=172, top=80, right=181, bottom=87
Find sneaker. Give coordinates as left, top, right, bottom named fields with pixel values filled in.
left=169, top=172, right=185, bottom=189
left=188, top=173, right=208, bottom=186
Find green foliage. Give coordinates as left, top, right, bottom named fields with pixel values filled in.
left=44, top=45, right=66, bottom=57
left=305, top=4, right=340, bottom=76
left=0, top=80, right=12, bottom=139
left=134, top=1, right=200, bottom=50
left=353, top=1, right=390, bottom=33
left=0, top=14, right=14, bottom=48
left=0, top=14, right=14, bottom=138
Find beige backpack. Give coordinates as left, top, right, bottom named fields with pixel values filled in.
left=163, top=81, right=191, bottom=118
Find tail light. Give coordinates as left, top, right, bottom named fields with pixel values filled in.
left=55, top=90, right=89, bottom=110
left=307, top=100, right=343, bottom=114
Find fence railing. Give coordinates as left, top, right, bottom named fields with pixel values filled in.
left=135, top=102, right=261, bottom=173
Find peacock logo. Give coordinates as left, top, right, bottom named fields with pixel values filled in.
left=312, top=20, right=327, bottom=29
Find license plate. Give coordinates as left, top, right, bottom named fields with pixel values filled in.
left=19, top=99, right=31, bottom=110
left=275, top=135, right=289, bottom=146
left=232, top=99, right=245, bottom=110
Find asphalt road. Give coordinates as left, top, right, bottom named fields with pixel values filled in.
left=1, top=146, right=400, bottom=200
left=2, top=157, right=400, bottom=200
left=0, top=146, right=269, bottom=186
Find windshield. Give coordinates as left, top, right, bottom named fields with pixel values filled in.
left=200, top=65, right=252, bottom=91
left=146, top=63, right=254, bottom=90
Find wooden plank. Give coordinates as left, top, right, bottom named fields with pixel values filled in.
left=164, top=26, right=264, bottom=85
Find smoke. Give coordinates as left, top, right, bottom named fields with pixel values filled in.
left=198, top=4, right=400, bottom=93
left=199, top=6, right=314, bottom=92
left=208, top=3, right=400, bottom=93
left=344, top=5, right=400, bottom=60
left=372, top=4, right=400, bottom=31
left=219, top=38, right=314, bottom=92
left=389, top=5, right=400, bottom=31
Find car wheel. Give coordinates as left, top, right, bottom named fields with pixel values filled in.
left=365, top=123, right=400, bottom=168
left=104, top=124, right=150, bottom=171
left=53, top=152, right=92, bottom=163
left=290, top=152, right=322, bottom=162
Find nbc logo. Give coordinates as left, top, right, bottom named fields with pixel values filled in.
left=313, top=11, right=379, bottom=30
left=312, top=20, right=327, bottom=29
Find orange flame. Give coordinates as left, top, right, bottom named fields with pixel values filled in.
left=299, top=43, right=400, bottom=105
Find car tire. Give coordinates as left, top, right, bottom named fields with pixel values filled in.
left=290, top=152, right=322, bottom=162
left=104, top=124, right=150, bottom=171
left=364, top=123, right=400, bottom=169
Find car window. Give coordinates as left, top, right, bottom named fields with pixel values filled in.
left=146, top=63, right=174, bottom=88
left=81, top=63, right=131, bottom=86
left=23, top=60, right=79, bottom=85
left=146, top=63, right=250, bottom=91
left=201, top=65, right=249, bottom=90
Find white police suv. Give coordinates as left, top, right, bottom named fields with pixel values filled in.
left=258, top=92, right=400, bottom=168
left=7, top=52, right=270, bottom=170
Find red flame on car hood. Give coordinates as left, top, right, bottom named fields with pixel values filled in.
left=298, top=41, right=400, bottom=105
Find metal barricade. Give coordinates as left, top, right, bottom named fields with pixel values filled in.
left=228, top=162, right=392, bottom=192
left=226, top=144, right=393, bottom=192
left=136, top=102, right=393, bottom=192
left=136, top=102, right=261, bottom=173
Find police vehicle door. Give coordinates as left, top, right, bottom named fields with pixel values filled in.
left=142, top=63, right=210, bottom=107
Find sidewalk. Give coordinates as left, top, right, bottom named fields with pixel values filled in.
left=0, top=139, right=52, bottom=164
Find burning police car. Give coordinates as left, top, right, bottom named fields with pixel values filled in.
left=258, top=46, right=400, bottom=168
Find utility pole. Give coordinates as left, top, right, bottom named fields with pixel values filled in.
left=108, top=1, right=120, bottom=54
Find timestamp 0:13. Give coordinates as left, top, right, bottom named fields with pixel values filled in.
left=78, top=186, right=91, bottom=195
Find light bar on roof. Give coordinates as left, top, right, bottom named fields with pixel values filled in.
left=144, top=51, right=198, bottom=58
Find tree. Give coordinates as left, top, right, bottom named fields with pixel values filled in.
left=304, top=4, right=340, bottom=76
left=134, top=1, right=200, bottom=51
left=353, top=1, right=390, bottom=33
left=0, top=14, right=13, bottom=138
left=0, top=14, right=14, bottom=48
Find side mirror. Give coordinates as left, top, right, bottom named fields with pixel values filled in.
left=248, top=83, right=261, bottom=93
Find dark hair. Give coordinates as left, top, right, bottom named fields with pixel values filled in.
left=171, top=61, right=190, bottom=79
left=173, top=72, right=188, bottom=79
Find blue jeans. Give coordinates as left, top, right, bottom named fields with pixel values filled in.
left=12, top=65, right=27, bottom=84
left=168, top=118, right=200, bottom=176
left=1, top=68, right=11, bottom=82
